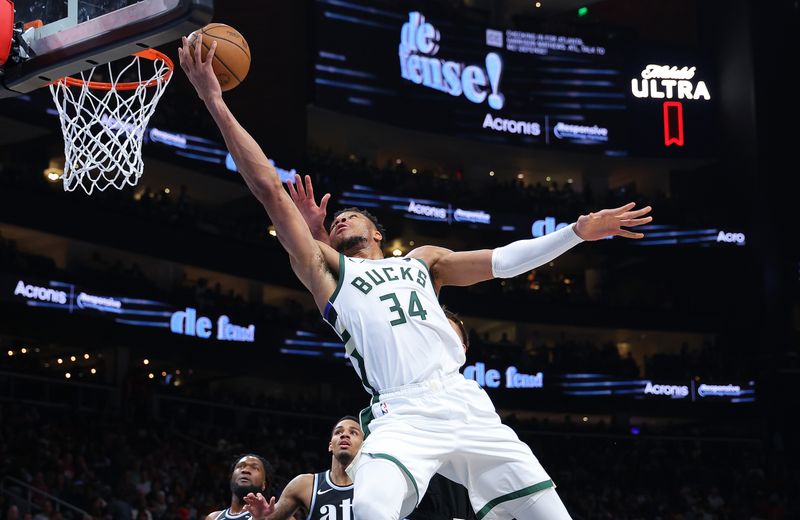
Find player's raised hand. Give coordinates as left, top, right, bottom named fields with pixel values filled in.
left=287, top=174, right=331, bottom=242
left=573, top=202, right=653, bottom=241
left=177, top=34, right=222, bottom=103
left=243, top=492, right=276, bottom=520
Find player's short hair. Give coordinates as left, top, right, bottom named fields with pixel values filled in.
left=332, top=415, right=362, bottom=436
left=331, top=207, right=387, bottom=248
left=442, top=306, right=469, bottom=351
left=228, top=453, right=272, bottom=485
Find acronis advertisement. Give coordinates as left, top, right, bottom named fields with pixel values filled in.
left=4, top=275, right=255, bottom=343
left=313, top=0, right=717, bottom=157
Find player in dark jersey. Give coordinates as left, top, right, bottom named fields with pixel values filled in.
left=207, top=454, right=271, bottom=520
left=245, top=417, right=362, bottom=520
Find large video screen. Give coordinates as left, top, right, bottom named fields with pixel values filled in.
left=313, top=0, right=717, bottom=157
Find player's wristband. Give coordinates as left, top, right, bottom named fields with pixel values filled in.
left=491, top=223, right=583, bottom=278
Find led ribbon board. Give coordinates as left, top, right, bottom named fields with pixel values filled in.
left=4, top=274, right=255, bottom=343
left=314, top=0, right=629, bottom=154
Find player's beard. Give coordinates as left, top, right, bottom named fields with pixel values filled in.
left=231, top=482, right=263, bottom=502
left=336, top=234, right=368, bottom=253
left=334, top=450, right=355, bottom=467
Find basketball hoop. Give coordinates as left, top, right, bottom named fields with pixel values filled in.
left=49, top=49, right=173, bottom=194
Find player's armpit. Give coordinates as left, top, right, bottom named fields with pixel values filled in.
left=287, top=242, right=340, bottom=313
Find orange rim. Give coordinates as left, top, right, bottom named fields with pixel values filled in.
left=55, top=49, right=174, bottom=91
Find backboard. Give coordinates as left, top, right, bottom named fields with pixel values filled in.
left=0, top=0, right=213, bottom=98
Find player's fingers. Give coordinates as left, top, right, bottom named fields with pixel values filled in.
left=610, top=202, right=636, bottom=215
left=620, top=206, right=652, bottom=219
left=286, top=178, right=299, bottom=200
left=178, top=39, right=191, bottom=71
left=293, top=174, right=304, bottom=196
left=177, top=47, right=186, bottom=69
left=305, top=175, right=315, bottom=200
left=193, top=33, right=202, bottom=64
left=205, top=40, right=217, bottom=65
left=320, top=193, right=331, bottom=212
left=620, top=216, right=653, bottom=227
left=616, top=229, right=644, bottom=239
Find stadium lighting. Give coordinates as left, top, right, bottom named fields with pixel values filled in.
left=91, top=368, right=97, bottom=374
left=43, top=158, right=64, bottom=182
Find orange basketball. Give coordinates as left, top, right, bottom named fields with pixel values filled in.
left=188, top=23, right=251, bottom=92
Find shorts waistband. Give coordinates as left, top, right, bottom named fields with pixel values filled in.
left=377, top=372, right=463, bottom=400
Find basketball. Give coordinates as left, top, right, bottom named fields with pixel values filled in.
left=188, top=23, right=250, bottom=92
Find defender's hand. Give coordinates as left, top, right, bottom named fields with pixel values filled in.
left=243, top=493, right=276, bottom=520
left=177, top=34, right=222, bottom=103
left=574, top=202, right=653, bottom=241
left=287, top=174, right=331, bottom=235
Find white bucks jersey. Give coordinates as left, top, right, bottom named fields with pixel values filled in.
left=323, top=255, right=465, bottom=395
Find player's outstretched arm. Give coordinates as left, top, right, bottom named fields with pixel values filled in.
left=178, top=36, right=337, bottom=309
left=245, top=474, right=313, bottom=520
left=411, top=202, right=652, bottom=291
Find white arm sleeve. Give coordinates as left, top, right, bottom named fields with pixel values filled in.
left=491, top=223, right=584, bottom=278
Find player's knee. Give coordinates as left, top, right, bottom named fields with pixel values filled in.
left=353, top=458, right=408, bottom=520
left=509, top=488, right=572, bottom=520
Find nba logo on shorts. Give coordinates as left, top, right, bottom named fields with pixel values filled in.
left=381, top=402, right=389, bottom=415
left=486, top=29, right=503, bottom=48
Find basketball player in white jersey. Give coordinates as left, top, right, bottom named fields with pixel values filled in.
left=245, top=416, right=362, bottom=520
left=180, top=36, right=652, bottom=520
left=207, top=454, right=270, bottom=520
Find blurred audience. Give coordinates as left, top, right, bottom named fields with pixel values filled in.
left=0, top=403, right=795, bottom=520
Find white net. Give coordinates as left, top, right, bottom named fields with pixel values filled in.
left=49, top=51, right=173, bottom=195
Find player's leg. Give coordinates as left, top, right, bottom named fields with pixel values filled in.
left=439, top=377, right=572, bottom=520
left=352, top=393, right=450, bottom=518
left=352, top=457, right=412, bottom=520
left=505, top=487, right=572, bottom=520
